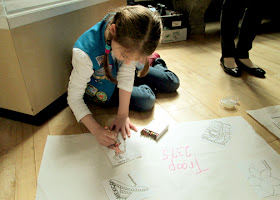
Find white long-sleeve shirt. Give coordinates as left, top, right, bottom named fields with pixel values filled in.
left=67, top=48, right=136, bottom=122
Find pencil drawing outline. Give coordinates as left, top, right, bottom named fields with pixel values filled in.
left=202, top=121, right=232, bottom=146
left=271, top=116, right=280, bottom=129
left=109, top=174, right=149, bottom=200
left=247, top=160, right=280, bottom=197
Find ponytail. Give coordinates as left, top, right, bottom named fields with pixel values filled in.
left=103, top=40, right=117, bottom=84
left=137, top=59, right=149, bottom=77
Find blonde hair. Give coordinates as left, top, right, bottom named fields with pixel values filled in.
left=103, top=5, right=162, bottom=84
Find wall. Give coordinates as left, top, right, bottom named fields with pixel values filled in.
left=0, top=0, right=126, bottom=115
left=0, top=29, right=33, bottom=114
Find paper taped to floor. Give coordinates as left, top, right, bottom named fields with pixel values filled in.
left=36, top=116, right=280, bottom=200
left=247, top=105, right=280, bottom=138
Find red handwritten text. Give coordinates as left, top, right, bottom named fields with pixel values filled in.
left=161, top=145, right=208, bottom=174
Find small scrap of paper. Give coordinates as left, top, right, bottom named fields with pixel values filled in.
left=247, top=105, right=280, bottom=138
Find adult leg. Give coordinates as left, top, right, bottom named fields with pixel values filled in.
left=220, top=0, right=245, bottom=76
left=135, top=58, right=180, bottom=93
left=236, top=0, right=263, bottom=59
left=235, top=0, right=265, bottom=77
left=220, top=0, right=245, bottom=58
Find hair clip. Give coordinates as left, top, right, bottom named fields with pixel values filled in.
left=105, top=41, right=111, bottom=54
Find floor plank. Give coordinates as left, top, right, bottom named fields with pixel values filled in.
left=33, top=124, right=49, bottom=179
left=15, top=123, right=36, bottom=200
left=269, top=139, right=280, bottom=155
left=0, top=118, right=17, bottom=200
left=47, top=107, right=83, bottom=135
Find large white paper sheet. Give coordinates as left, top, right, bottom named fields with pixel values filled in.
left=247, top=105, right=280, bottom=138
left=36, top=116, right=280, bottom=200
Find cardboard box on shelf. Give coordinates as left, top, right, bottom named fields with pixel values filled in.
left=161, top=14, right=186, bottom=30
left=161, top=28, right=187, bottom=43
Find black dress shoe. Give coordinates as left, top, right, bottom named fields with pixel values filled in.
left=235, top=59, right=266, bottom=78
left=220, top=57, right=241, bottom=77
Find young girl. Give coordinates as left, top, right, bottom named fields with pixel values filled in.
left=67, top=5, right=180, bottom=147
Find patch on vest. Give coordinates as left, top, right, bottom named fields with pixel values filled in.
left=86, top=84, right=98, bottom=96
left=95, top=55, right=104, bottom=66
left=96, top=92, right=107, bottom=102
left=93, top=64, right=113, bottom=80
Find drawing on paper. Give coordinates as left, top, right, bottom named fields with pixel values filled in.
left=271, top=116, right=280, bottom=129
left=109, top=174, right=149, bottom=200
left=247, top=160, right=280, bottom=197
left=102, top=134, right=141, bottom=166
left=202, top=121, right=232, bottom=146
left=108, top=138, right=126, bottom=161
left=266, top=106, right=280, bottom=129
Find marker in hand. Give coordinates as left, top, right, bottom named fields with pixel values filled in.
left=105, top=126, right=117, bottom=146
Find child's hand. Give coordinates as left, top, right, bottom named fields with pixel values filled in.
left=109, top=115, right=137, bottom=140
left=95, top=126, right=117, bottom=147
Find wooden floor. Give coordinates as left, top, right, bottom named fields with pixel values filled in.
left=1, top=21, right=280, bottom=200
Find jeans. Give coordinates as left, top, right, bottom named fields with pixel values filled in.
left=103, top=58, right=180, bottom=111
left=130, top=58, right=180, bottom=111
left=220, top=0, right=263, bottom=59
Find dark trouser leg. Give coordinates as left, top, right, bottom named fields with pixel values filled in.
left=236, top=0, right=263, bottom=59
left=220, top=0, right=245, bottom=58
